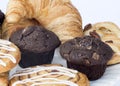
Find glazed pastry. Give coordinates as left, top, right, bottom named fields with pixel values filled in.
left=0, top=39, right=21, bottom=73
left=2, top=0, right=83, bottom=43
left=10, top=25, right=60, bottom=68
left=0, top=72, right=8, bottom=86
left=84, top=22, right=120, bottom=65
left=0, top=10, right=5, bottom=38
left=9, top=64, right=89, bottom=86
left=60, top=36, right=113, bottom=80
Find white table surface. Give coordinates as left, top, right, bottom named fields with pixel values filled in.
left=1, top=0, right=120, bottom=86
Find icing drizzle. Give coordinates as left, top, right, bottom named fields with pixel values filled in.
left=11, top=66, right=79, bottom=86
left=0, top=39, right=16, bottom=67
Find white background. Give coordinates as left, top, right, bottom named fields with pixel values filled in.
left=71, top=0, right=120, bottom=26
left=1, top=0, right=120, bottom=86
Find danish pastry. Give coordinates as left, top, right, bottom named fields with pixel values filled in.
left=0, top=39, right=21, bottom=73
left=9, top=64, right=89, bottom=86
left=83, top=22, right=120, bottom=65
left=2, top=0, right=83, bottom=43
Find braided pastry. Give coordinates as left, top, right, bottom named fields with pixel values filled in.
left=84, top=22, right=120, bottom=65
left=9, top=64, right=89, bottom=86
left=2, top=0, right=83, bottom=43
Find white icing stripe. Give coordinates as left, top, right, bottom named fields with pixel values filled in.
left=25, top=72, right=74, bottom=80
left=0, top=39, right=12, bottom=45
left=11, top=66, right=78, bottom=86
left=32, top=79, right=78, bottom=86
left=0, top=39, right=17, bottom=66
left=13, top=77, right=78, bottom=86
left=31, top=78, right=78, bottom=86
left=0, top=60, right=6, bottom=66
left=0, top=52, right=16, bottom=63
left=10, top=66, right=77, bottom=79
left=16, top=66, right=77, bottom=73
left=12, top=78, right=78, bottom=86
left=0, top=44, right=16, bottom=51
left=32, top=81, right=77, bottom=86
left=17, top=66, right=77, bottom=74
left=0, top=39, right=16, bottom=51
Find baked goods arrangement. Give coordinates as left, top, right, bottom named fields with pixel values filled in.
left=0, top=0, right=120, bottom=86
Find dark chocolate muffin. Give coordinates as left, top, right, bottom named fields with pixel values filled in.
left=10, top=25, right=61, bottom=68
left=60, top=36, right=113, bottom=80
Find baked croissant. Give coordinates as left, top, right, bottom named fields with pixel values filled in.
left=2, top=0, right=83, bottom=43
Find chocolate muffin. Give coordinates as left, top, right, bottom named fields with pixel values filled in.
left=60, top=36, right=113, bottom=80
left=10, top=25, right=60, bottom=68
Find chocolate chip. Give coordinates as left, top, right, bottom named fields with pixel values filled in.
left=92, top=53, right=99, bottom=60
left=83, top=23, right=92, bottom=32
left=51, top=70, right=59, bottom=72
left=90, top=30, right=101, bottom=39
left=105, top=40, right=113, bottom=43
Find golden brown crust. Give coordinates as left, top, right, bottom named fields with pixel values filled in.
left=0, top=39, right=21, bottom=73
left=2, top=0, right=83, bottom=43
left=84, top=22, right=120, bottom=65
left=9, top=64, right=89, bottom=86
left=0, top=72, right=9, bottom=86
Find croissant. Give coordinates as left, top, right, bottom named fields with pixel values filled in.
left=2, top=0, right=83, bottom=43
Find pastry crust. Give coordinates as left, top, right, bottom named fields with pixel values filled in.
left=0, top=72, right=9, bottom=86
left=2, top=0, right=83, bottom=43
left=84, top=22, right=120, bottom=65
left=0, top=39, right=21, bottom=73
left=9, top=64, right=89, bottom=86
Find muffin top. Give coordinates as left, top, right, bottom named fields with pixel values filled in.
left=0, top=10, right=5, bottom=25
left=60, top=36, right=113, bottom=65
left=10, top=25, right=61, bottom=53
